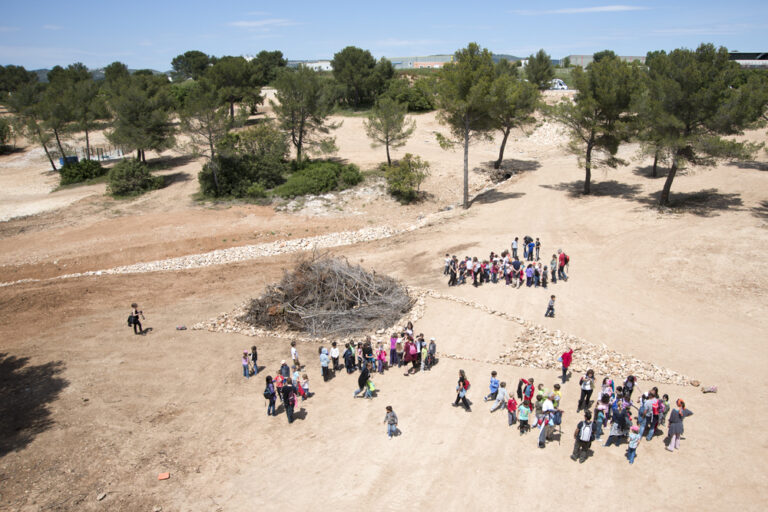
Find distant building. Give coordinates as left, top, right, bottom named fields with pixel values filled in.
left=566, top=54, right=646, bottom=67
left=387, top=55, right=453, bottom=70
left=729, top=52, right=768, bottom=69
left=286, top=60, right=332, bottom=71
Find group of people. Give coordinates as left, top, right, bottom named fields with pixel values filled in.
left=251, top=321, right=439, bottom=427
left=444, top=238, right=571, bottom=290
left=451, top=347, right=694, bottom=464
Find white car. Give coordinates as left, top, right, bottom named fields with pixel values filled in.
left=550, top=79, right=568, bottom=90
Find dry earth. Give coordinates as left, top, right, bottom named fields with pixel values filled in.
left=0, top=102, right=767, bottom=511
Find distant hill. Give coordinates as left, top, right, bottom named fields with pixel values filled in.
left=31, top=67, right=169, bottom=83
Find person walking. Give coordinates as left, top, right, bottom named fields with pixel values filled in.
left=545, top=295, right=556, bottom=318
left=666, top=399, right=693, bottom=452
left=384, top=406, right=399, bottom=438
left=550, top=254, right=558, bottom=284
left=353, top=363, right=372, bottom=399
left=453, top=369, right=471, bottom=411
left=557, top=249, right=568, bottom=281
left=571, top=410, right=595, bottom=463
left=129, top=303, right=145, bottom=335
left=559, top=347, right=573, bottom=383
left=627, top=425, right=641, bottom=464
left=490, top=382, right=509, bottom=413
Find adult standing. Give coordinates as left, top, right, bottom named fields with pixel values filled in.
left=453, top=369, right=471, bottom=412
left=571, top=410, right=595, bottom=462
left=666, top=399, right=693, bottom=452
left=129, top=303, right=145, bottom=335
left=560, top=348, right=573, bottom=383
left=264, top=376, right=277, bottom=416
left=282, top=377, right=298, bottom=423
left=448, top=255, right=458, bottom=286
left=577, top=369, right=595, bottom=412
left=512, top=237, right=519, bottom=259
left=250, top=345, right=258, bottom=376
left=557, top=249, right=568, bottom=281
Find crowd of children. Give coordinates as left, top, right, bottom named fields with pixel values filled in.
left=449, top=347, right=693, bottom=464
left=444, top=237, right=571, bottom=289
left=243, top=320, right=694, bottom=461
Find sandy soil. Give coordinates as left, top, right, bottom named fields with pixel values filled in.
left=0, top=102, right=767, bottom=511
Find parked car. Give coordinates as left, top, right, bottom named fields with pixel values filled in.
left=549, top=78, right=568, bottom=90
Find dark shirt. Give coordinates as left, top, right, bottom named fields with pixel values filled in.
left=282, top=385, right=297, bottom=404
left=358, top=367, right=370, bottom=389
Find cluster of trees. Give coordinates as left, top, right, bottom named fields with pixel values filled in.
left=434, top=43, right=767, bottom=208
left=2, top=42, right=766, bottom=207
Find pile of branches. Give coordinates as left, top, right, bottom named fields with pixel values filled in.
left=239, top=255, right=413, bottom=337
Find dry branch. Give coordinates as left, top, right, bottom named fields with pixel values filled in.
left=239, top=255, right=413, bottom=336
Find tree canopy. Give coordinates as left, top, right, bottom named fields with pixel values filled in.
left=331, top=46, right=393, bottom=107
left=206, top=56, right=261, bottom=120
left=435, top=42, right=496, bottom=209
left=171, top=50, right=212, bottom=82
left=489, top=72, right=540, bottom=169
left=364, top=97, right=415, bottom=165
left=250, top=50, right=288, bottom=86
left=525, top=49, right=555, bottom=90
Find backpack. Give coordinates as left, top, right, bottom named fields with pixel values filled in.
left=553, top=410, right=563, bottom=426
left=127, top=315, right=134, bottom=326
left=564, top=254, right=570, bottom=265
left=263, top=388, right=272, bottom=400
left=463, top=379, right=470, bottom=391
left=579, top=421, right=593, bottom=442
left=288, top=389, right=297, bottom=407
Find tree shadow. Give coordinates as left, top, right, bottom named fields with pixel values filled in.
left=632, top=165, right=669, bottom=179
left=476, top=158, right=542, bottom=183
left=540, top=180, right=642, bottom=200
left=470, top=189, right=525, bottom=206
left=752, top=200, right=768, bottom=220
left=149, top=154, right=198, bottom=171
left=160, top=172, right=193, bottom=187
left=0, top=353, right=68, bottom=458
left=0, top=145, right=26, bottom=156
left=728, top=160, right=768, bottom=171
left=637, top=189, right=744, bottom=217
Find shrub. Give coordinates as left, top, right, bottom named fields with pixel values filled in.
left=246, top=182, right=267, bottom=198
left=275, top=161, right=363, bottom=198
left=383, top=77, right=436, bottom=111
left=199, top=153, right=288, bottom=197
left=0, top=117, right=11, bottom=149
left=59, top=159, right=107, bottom=185
left=385, top=153, right=430, bottom=203
left=107, top=159, right=163, bottom=197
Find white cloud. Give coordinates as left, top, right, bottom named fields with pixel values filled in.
left=512, top=5, right=649, bottom=15
left=229, top=19, right=297, bottom=28
left=42, top=24, right=63, bottom=31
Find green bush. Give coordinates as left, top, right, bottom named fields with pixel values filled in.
left=199, top=153, right=288, bottom=197
left=246, top=182, right=267, bottom=198
left=383, top=77, right=436, bottom=111
left=385, top=153, right=430, bottom=203
left=107, top=159, right=163, bottom=197
left=0, top=117, right=11, bottom=148
left=275, top=161, right=363, bottom=198
left=60, top=159, right=107, bottom=185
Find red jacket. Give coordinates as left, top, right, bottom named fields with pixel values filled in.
left=561, top=349, right=573, bottom=369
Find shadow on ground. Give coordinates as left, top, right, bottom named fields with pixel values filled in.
left=752, top=200, right=768, bottom=221
left=475, top=158, right=542, bottom=183
left=470, top=190, right=525, bottom=206
left=541, top=180, right=744, bottom=217
left=161, top=172, right=193, bottom=187
left=728, top=160, right=768, bottom=171
left=0, top=353, right=68, bottom=457
left=632, top=165, right=669, bottom=179
left=149, top=154, right=198, bottom=171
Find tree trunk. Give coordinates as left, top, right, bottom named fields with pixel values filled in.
left=137, top=149, right=142, bottom=161
left=651, top=151, right=658, bottom=178
left=85, top=127, right=91, bottom=160
left=209, top=143, right=220, bottom=195
left=229, top=101, right=235, bottom=122
left=584, top=143, right=593, bottom=195
left=463, top=121, right=470, bottom=209
left=660, top=156, right=678, bottom=206
left=141, top=150, right=146, bottom=164
left=53, top=128, right=65, bottom=160
left=296, top=119, right=304, bottom=166
left=494, top=128, right=511, bottom=169
left=385, top=142, right=391, bottom=166
left=37, top=126, right=57, bottom=171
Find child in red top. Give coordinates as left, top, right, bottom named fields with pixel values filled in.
left=560, top=348, right=573, bottom=383
left=507, top=396, right=518, bottom=426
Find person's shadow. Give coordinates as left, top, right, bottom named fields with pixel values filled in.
left=294, top=408, right=308, bottom=421
left=139, top=327, right=153, bottom=335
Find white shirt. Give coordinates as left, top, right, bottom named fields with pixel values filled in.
left=330, top=347, right=339, bottom=358
left=512, top=240, right=518, bottom=249
left=291, top=347, right=298, bottom=360
left=543, top=399, right=555, bottom=413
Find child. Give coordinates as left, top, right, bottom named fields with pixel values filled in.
left=535, top=237, right=541, bottom=261
left=518, top=400, right=531, bottom=433
left=427, top=337, right=437, bottom=370
left=552, top=383, right=562, bottom=409
left=301, top=374, right=311, bottom=399
left=330, top=341, right=340, bottom=372
left=550, top=255, right=558, bottom=283
left=319, top=347, right=330, bottom=381
left=490, top=381, right=509, bottom=412
left=484, top=371, right=500, bottom=401
left=343, top=343, right=355, bottom=373
left=389, top=333, right=398, bottom=367
left=420, top=342, right=428, bottom=372
left=660, top=393, right=671, bottom=426
left=627, top=425, right=641, bottom=464
left=542, top=266, right=548, bottom=288
left=396, top=336, right=404, bottom=368
left=377, top=344, right=387, bottom=373
left=595, top=394, right=610, bottom=440
left=443, top=253, right=451, bottom=275
left=290, top=341, right=300, bottom=369
left=242, top=351, right=250, bottom=379
left=250, top=345, right=259, bottom=376
left=507, top=396, right=518, bottom=426
left=129, top=303, right=145, bottom=335
left=512, top=237, right=519, bottom=259
left=545, top=295, right=556, bottom=318
left=534, top=264, right=541, bottom=287
left=384, top=406, right=398, bottom=438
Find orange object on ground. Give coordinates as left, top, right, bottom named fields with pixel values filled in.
left=158, top=472, right=170, bottom=480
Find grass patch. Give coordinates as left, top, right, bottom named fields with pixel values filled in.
left=52, top=174, right=109, bottom=192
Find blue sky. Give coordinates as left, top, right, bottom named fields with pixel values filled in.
left=1, top=1, right=766, bottom=70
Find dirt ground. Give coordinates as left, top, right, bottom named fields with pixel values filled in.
left=1, top=105, right=767, bottom=511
